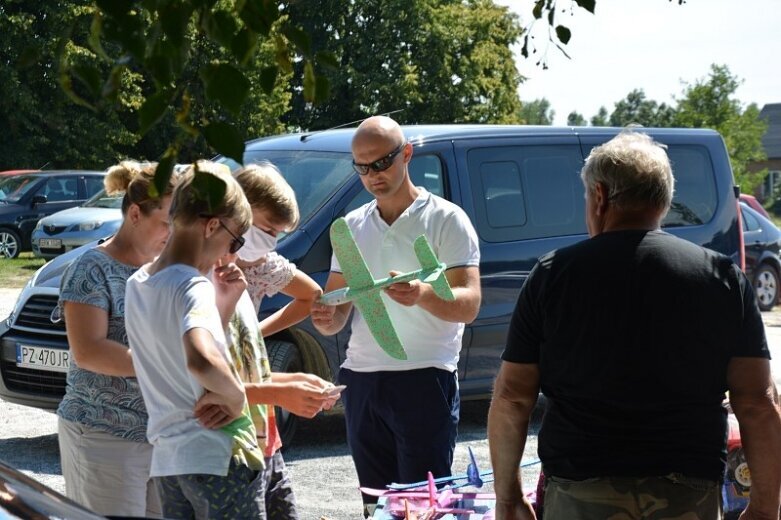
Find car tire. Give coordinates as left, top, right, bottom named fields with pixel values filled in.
left=753, top=263, right=779, bottom=312
left=0, top=229, right=21, bottom=259
left=268, top=339, right=303, bottom=447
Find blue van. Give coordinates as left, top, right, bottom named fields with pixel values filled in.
left=0, top=125, right=742, bottom=444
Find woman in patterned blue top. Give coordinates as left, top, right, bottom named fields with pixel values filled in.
left=57, top=161, right=181, bottom=518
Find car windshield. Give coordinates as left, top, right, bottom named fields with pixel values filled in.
left=0, top=175, right=40, bottom=203
left=218, top=150, right=355, bottom=241
left=82, top=188, right=123, bottom=209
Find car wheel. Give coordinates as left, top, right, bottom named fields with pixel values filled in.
left=268, top=339, right=303, bottom=447
left=0, top=229, right=21, bottom=259
left=754, top=264, right=779, bottom=311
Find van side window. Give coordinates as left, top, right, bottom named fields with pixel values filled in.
left=663, top=146, right=717, bottom=227
left=345, top=154, right=444, bottom=213
left=468, top=145, right=586, bottom=242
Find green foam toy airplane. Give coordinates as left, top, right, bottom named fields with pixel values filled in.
left=319, top=217, right=454, bottom=360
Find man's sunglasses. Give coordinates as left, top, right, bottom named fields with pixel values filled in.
left=352, top=142, right=406, bottom=176
left=200, top=214, right=245, bottom=254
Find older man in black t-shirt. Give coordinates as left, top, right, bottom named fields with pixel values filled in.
left=488, top=131, right=781, bottom=520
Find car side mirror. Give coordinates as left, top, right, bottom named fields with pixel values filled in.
left=31, top=195, right=47, bottom=205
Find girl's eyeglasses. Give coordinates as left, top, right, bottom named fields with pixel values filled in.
left=352, top=142, right=406, bottom=176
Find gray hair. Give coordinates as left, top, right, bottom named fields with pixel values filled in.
left=581, top=131, right=675, bottom=212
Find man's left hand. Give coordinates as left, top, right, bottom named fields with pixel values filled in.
left=384, top=270, right=424, bottom=306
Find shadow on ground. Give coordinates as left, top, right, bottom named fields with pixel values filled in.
left=0, top=434, right=60, bottom=474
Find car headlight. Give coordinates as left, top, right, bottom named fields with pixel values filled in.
left=78, top=221, right=104, bottom=231
left=34, top=220, right=43, bottom=231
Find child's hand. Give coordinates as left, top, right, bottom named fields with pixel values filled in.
left=311, top=302, right=337, bottom=328
left=194, top=390, right=246, bottom=429
left=213, top=259, right=247, bottom=324
left=278, top=381, right=333, bottom=418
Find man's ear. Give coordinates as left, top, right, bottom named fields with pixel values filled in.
left=593, top=182, right=609, bottom=215
left=402, top=142, right=413, bottom=164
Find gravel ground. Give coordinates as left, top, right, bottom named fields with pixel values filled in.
left=0, top=287, right=541, bottom=519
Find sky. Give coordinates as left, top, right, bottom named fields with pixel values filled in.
left=495, top=0, right=781, bottom=125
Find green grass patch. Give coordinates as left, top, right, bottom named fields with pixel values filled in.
left=0, top=252, right=46, bottom=289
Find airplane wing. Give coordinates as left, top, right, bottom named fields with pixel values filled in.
left=330, top=217, right=407, bottom=360
left=330, top=217, right=374, bottom=290
left=360, top=487, right=495, bottom=500
left=353, top=293, right=407, bottom=360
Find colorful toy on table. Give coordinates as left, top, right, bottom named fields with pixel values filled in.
left=366, top=447, right=541, bottom=519
left=320, top=217, right=454, bottom=360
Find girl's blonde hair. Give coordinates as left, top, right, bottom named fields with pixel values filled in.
left=105, top=160, right=180, bottom=216
left=234, top=162, right=300, bottom=230
left=170, top=160, right=252, bottom=233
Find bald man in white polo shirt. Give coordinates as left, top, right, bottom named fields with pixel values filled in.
left=312, top=116, right=481, bottom=517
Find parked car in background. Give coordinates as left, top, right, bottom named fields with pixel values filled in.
left=0, top=171, right=105, bottom=258
left=0, top=126, right=744, bottom=445
left=741, top=202, right=781, bottom=311
left=0, top=169, right=38, bottom=176
left=31, top=188, right=123, bottom=260
left=739, top=193, right=771, bottom=220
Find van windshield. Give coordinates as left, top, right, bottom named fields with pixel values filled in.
left=218, top=150, right=355, bottom=240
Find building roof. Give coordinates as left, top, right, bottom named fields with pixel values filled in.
left=760, top=103, right=781, bottom=159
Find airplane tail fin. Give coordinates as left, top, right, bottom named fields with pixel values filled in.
left=466, top=446, right=484, bottom=488
left=414, top=235, right=455, bottom=301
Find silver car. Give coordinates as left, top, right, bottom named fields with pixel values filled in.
left=31, top=189, right=122, bottom=259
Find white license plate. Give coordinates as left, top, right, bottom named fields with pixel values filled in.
left=39, top=238, right=62, bottom=249
left=16, top=345, right=70, bottom=373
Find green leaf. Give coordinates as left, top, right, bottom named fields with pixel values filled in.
left=71, top=64, right=103, bottom=99
left=239, top=0, right=278, bottom=36
left=138, top=91, right=171, bottom=135
left=274, top=35, right=292, bottom=73
left=58, top=70, right=96, bottom=112
left=16, top=45, right=41, bottom=69
left=160, top=2, right=193, bottom=45
left=303, top=61, right=315, bottom=103
left=200, top=63, right=251, bottom=116
left=202, top=10, right=239, bottom=48
left=574, top=0, right=596, bottom=13
left=147, top=52, right=174, bottom=86
left=231, top=27, right=258, bottom=66
left=316, top=51, right=339, bottom=70
left=202, top=122, right=245, bottom=165
left=314, top=74, right=330, bottom=105
left=282, top=26, right=312, bottom=57
left=88, top=13, right=110, bottom=61
left=532, top=0, right=544, bottom=19
left=95, top=0, right=133, bottom=18
left=259, top=66, right=278, bottom=94
left=151, top=150, right=176, bottom=199
left=192, top=166, right=228, bottom=215
left=555, top=25, right=571, bottom=44
left=101, top=64, right=125, bottom=102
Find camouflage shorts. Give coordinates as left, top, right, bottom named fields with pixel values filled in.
left=543, top=474, right=722, bottom=520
